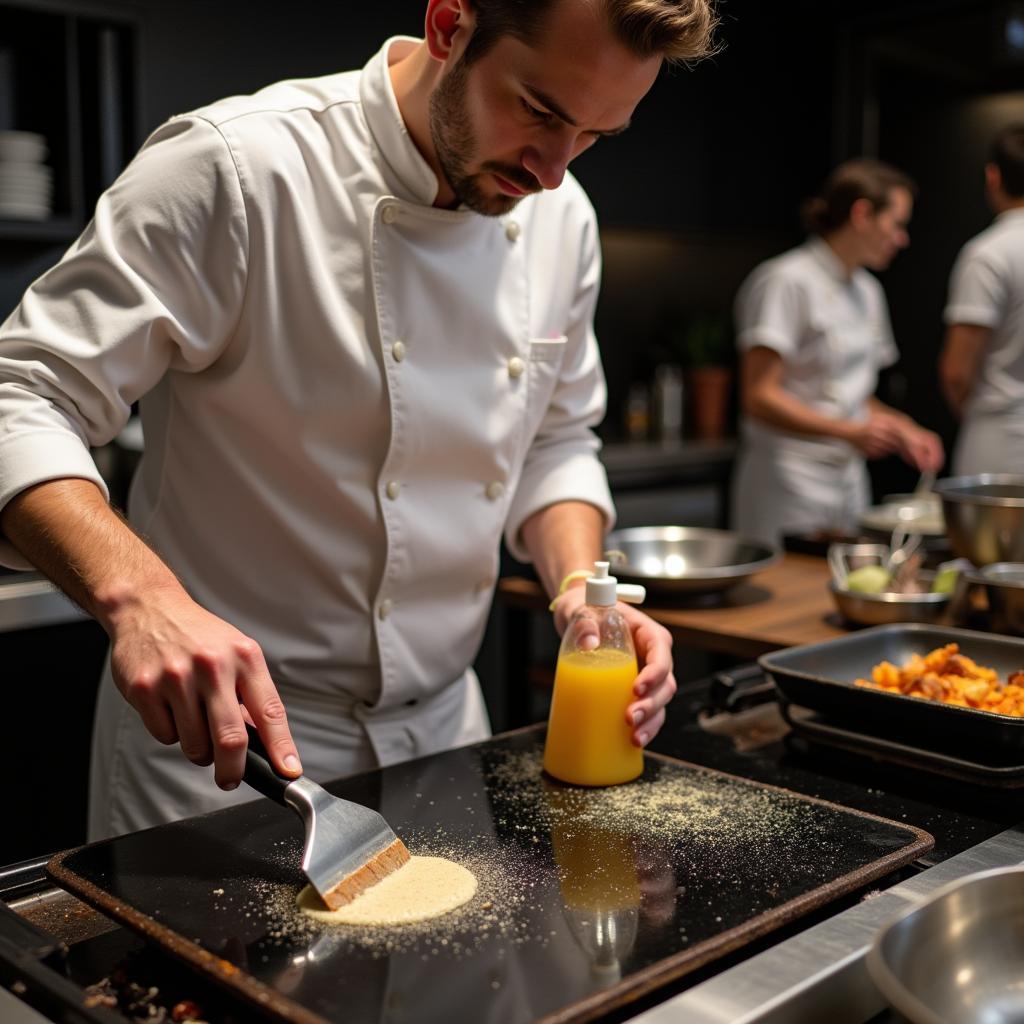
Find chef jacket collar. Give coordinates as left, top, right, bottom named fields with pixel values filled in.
left=360, top=36, right=445, bottom=208
left=806, top=234, right=853, bottom=283
left=996, top=206, right=1024, bottom=224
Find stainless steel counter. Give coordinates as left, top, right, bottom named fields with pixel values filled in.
left=631, top=824, right=1024, bottom=1023
left=0, top=572, right=87, bottom=633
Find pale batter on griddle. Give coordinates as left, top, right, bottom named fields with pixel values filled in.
left=297, top=856, right=477, bottom=925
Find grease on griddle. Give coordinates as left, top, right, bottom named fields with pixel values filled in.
left=233, top=747, right=851, bottom=963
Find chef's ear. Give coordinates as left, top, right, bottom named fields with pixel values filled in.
left=848, top=196, right=875, bottom=231
left=425, top=0, right=477, bottom=63
left=984, top=162, right=1002, bottom=196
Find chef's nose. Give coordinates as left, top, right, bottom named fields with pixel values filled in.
left=521, top=137, right=575, bottom=191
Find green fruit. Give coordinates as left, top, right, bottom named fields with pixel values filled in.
left=931, top=567, right=959, bottom=594
left=846, top=565, right=892, bottom=594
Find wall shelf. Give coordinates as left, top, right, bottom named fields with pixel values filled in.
left=0, top=0, right=138, bottom=315
left=0, top=216, right=83, bottom=242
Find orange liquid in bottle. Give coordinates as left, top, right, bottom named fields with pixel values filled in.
left=543, top=647, right=643, bottom=786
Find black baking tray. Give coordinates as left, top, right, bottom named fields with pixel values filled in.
left=780, top=703, right=1024, bottom=787
left=47, top=728, right=932, bottom=1024
left=761, top=624, right=1024, bottom=761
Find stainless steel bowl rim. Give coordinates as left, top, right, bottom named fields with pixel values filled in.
left=935, top=474, right=1024, bottom=507
left=974, top=562, right=1024, bottom=588
left=604, top=526, right=779, bottom=581
left=827, top=581, right=950, bottom=605
left=867, top=865, right=1024, bottom=1024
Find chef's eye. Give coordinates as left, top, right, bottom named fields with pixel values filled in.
left=521, top=98, right=555, bottom=124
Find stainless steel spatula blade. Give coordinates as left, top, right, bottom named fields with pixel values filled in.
left=242, top=723, right=410, bottom=909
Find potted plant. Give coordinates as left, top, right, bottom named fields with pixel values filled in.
left=679, top=312, right=734, bottom=440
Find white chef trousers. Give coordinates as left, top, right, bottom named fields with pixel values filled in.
left=87, top=662, right=491, bottom=840
left=953, top=410, right=1024, bottom=477
left=732, top=445, right=871, bottom=547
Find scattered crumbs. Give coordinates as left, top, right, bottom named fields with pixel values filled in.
left=242, top=828, right=548, bottom=961
left=191, top=744, right=906, bottom=972
left=211, top=888, right=224, bottom=896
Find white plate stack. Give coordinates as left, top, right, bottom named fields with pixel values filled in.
left=0, top=130, right=53, bottom=221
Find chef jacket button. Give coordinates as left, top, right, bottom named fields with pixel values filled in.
left=392, top=340, right=406, bottom=362
left=378, top=598, right=393, bottom=620
left=507, top=356, right=525, bottom=379
left=386, top=480, right=401, bottom=500
left=485, top=480, right=505, bottom=501
left=505, top=220, right=521, bottom=242
left=405, top=698, right=418, bottom=707
left=381, top=204, right=399, bottom=225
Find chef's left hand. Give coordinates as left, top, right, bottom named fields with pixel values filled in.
left=553, top=588, right=676, bottom=747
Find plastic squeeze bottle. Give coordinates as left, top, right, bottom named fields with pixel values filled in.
left=543, top=562, right=647, bottom=786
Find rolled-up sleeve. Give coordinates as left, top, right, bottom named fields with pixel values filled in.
left=0, top=115, right=248, bottom=564
left=503, top=202, right=614, bottom=561
left=944, top=242, right=1006, bottom=329
left=735, top=264, right=802, bottom=356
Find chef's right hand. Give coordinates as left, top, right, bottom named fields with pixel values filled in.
left=845, top=411, right=904, bottom=460
left=105, top=588, right=302, bottom=791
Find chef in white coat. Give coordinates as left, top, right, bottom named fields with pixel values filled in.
left=940, top=123, right=1024, bottom=474
left=0, top=0, right=717, bottom=837
left=731, top=158, right=944, bottom=546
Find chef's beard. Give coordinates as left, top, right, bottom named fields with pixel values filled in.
left=429, top=55, right=540, bottom=216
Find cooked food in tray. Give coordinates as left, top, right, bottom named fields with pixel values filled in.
left=856, top=643, right=1024, bottom=716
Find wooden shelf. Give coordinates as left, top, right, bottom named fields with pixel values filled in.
left=0, top=217, right=83, bottom=242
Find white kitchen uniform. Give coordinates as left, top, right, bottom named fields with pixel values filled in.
left=945, top=207, right=1024, bottom=475
left=0, top=37, right=614, bottom=838
left=731, top=237, right=898, bottom=545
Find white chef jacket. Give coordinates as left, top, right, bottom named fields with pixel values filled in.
left=730, top=237, right=898, bottom=545
left=945, top=207, right=1024, bottom=475
left=0, top=37, right=615, bottom=837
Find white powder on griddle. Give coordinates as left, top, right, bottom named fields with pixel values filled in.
left=243, top=829, right=549, bottom=958
left=236, top=746, right=849, bottom=960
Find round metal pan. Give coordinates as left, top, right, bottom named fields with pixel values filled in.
left=604, top=526, right=779, bottom=596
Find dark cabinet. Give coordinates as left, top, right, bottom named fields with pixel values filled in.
left=0, top=0, right=138, bottom=244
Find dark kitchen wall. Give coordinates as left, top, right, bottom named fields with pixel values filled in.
left=0, top=0, right=837, bottom=316
left=3, top=0, right=1018, bottom=452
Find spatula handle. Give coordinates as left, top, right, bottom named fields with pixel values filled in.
left=242, top=721, right=293, bottom=805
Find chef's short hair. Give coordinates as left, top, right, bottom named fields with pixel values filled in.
left=990, top=124, right=1024, bottom=197
left=463, top=0, right=719, bottom=67
left=802, top=159, right=918, bottom=236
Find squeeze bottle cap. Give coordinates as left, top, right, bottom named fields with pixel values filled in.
left=585, top=561, right=646, bottom=607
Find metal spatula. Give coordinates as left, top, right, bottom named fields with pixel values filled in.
left=242, top=723, right=410, bottom=910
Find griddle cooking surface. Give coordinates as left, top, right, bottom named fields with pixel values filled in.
left=50, top=729, right=932, bottom=1024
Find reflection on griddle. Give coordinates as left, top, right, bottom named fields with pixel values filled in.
left=544, top=779, right=642, bottom=984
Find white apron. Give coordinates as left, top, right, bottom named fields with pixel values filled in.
left=731, top=238, right=896, bottom=545
left=88, top=658, right=490, bottom=840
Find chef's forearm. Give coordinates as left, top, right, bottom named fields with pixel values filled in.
left=939, top=324, right=990, bottom=417
left=0, top=478, right=186, bottom=629
left=518, top=500, right=605, bottom=600
left=745, top=384, right=859, bottom=444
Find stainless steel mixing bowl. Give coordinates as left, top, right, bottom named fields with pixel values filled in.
left=867, top=866, right=1024, bottom=1024
left=935, top=474, right=1024, bottom=566
left=828, top=577, right=951, bottom=627
left=604, top=526, right=779, bottom=595
left=969, top=562, right=1024, bottom=635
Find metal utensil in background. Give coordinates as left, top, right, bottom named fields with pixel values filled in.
left=242, top=723, right=409, bottom=909
left=886, top=525, right=922, bottom=579
left=826, top=542, right=889, bottom=589
left=827, top=543, right=849, bottom=588
left=868, top=865, right=1024, bottom=1024
left=602, top=526, right=779, bottom=595
left=914, top=467, right=936, bottom=496
left=935, top=474, right=1024, bottom=566
left=963, top=562, right=1024, bottom=636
